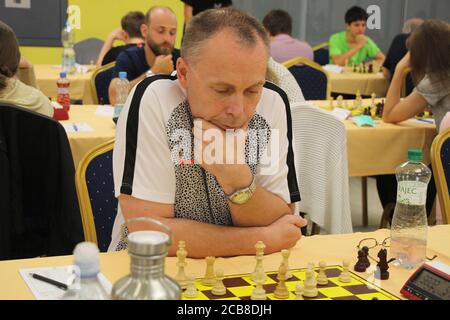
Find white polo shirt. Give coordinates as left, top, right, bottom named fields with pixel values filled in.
left=109, top=74, right=300, bottom=251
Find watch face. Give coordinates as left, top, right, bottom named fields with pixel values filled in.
left=231, top=191, right=250, bottom=205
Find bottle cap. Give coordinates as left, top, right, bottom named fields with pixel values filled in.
left=119, top=72, right=127, bottom=79
left=127, top=231, right=170, bottom=256
left=73, top=242, right=100, bottom=277
left=59, top=72, right=67, bottom=78
left=408, top=148, right=423, bottom=161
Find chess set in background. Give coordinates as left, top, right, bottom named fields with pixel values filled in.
left=174, top=241, right=400, bottom=300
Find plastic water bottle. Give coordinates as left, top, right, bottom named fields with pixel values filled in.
left=62, top=242, right=110, bottom=300
left=390, top=149, right=431, bottom=269
left=57, top=72, right=70, bottom=111
left=61, top=21, right=76, bottom=75
left=114, top=72, right=129, bottom=118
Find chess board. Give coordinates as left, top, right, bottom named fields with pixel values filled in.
left=183, top=265, right=400, bottom=300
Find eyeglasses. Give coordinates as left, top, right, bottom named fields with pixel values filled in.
left=357, top=237, right=437, bottom=262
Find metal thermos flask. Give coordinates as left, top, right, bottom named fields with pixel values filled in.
left=111, top=217, right=181, bottom=300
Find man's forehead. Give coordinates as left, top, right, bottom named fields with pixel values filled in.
left=149, top=10, right=177, bottom=26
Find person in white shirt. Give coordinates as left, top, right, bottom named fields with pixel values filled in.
left=110, top=8, right=306, bottom=258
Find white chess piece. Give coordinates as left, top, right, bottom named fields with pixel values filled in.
left=294, top=283, right=304, bottom=300
left=303, top=268, right=318, bottom=298
left=339, top=259, right=352, bottom=283
left=184, top=274, right=198, bottom=298
left=202, top=256, right=216, bottom=286
left=175, top=241, right=188, bottom=289
left=211, top=269, right=226, bottom=296
left=251, top=241, right=266, bottom=282
left=317, top=261, right=328, bottom=285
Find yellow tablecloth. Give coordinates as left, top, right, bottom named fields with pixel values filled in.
left=311, top=99, right=437, bottom=176
left=34, top=64, right=95, bottom=104
left=329, top=70, right=389, bottom=97
left=1, top=225, right=448, bottom=300
left=61, top=105, right=116, bottom=168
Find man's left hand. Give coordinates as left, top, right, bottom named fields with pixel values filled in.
left=193, top=118, right=252, bottom=195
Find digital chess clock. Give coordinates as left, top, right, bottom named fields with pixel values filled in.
left=401, top=261, right=450, bottom=300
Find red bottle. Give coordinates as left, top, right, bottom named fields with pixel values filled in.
left=57, top=72, right=70, bottom=111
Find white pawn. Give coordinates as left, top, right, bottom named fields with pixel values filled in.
left=184, top=274, right=198, bottom=298
left=317, top=261, right=328, bottom=285
left=303, top=269, right=318, bottom=298
left=211, top=269, right=226, bottom=296
left=339, top=259, right=352, bottom=283
left=294, top=284, right=304, bottom=300
left=251, top=271, right=267, bottom=300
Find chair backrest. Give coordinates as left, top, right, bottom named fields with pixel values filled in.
left=290, top=102, right=352, bottom=234
left=76, top=140, right=118, bottom=252
left=401, top=68, right=415, bottom=97
left=430, top=128, right=450, bottom=224
left=312, top=42, right=329, bottom=66
left=90, top=62, right=116, bottom=105
left=283, top=57, right=330, bottom=100
left=0, top=103, right=84, bottom=260
left=74, top=37, right=104, bottom=65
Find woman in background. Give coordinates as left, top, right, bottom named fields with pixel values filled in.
left=0, top=20, right=53, bottom=117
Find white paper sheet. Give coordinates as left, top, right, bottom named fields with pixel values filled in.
left=95, top=105, right=115, bottom=117
left=62, top=122, right=94, bottom=133
left=19, top=266, right=112, bottom=300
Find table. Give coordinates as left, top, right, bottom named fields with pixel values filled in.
left=311, top=99, right=437, bottom=226
left=61, top=105, right=115, bottom=168
left=311, top=99, right=437, bottom=177
left=1, top=225, right=448, bottom=300
left=34, top=64, right=95, bottom=104
left=329, top=70, right=389, bottom=97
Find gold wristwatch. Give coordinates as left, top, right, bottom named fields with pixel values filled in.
left=226, top=175, right=256, bottom=205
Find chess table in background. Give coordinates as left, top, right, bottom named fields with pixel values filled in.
left=183, top=265, right=399, bottom=300
left=328, top=70, right=389, bottom=97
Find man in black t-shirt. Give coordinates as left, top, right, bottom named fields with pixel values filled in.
left=96, top=11, right=145, bottom=67
left=108, top=6, right=179, bottom=105
left=182, top=0, right=232, bottom=25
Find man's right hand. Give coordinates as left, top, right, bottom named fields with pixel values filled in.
left=355, top=34, right=368, bottom=48
left=151, top=55, right=174, bottom=75
left=263, top=214, right=308, bottom=253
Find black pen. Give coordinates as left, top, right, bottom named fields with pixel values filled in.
left=30, top=273, right=68, bottom=291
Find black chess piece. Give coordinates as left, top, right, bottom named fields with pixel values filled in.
left=354, top=250, right=367, bottom=272
left=368, top=63, right=373, bottom=73
left=362, top=246, right=371, bottom=268
left=375, top=248, right=395, bottom=280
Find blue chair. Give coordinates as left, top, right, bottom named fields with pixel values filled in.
left=76, top=140, right=118, bottom=252
left=90, top=62, right=115, bottom=105
left=431, top=128, right=450, bottom=224
left=74, top=37, right=104, bottom=65
left=283, top=57, right=330, bottom=100
left=313, top=42, right=329, bottom=66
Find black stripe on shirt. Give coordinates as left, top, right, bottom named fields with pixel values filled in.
left=120, top=74, right=178, bottom=195
left=263, top=81, right=301, bottom=203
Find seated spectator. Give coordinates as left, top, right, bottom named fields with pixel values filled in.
left=0, top=21, right=53, bottom=117
left=329, top=6, right=385, bottom=66
left=383, top=18, right=423, bottom=80
left=108, top=6, right=180, bottom=105
left=96, top=11, right=145, bottom=67
left=262, top=9, right=313, bottom=64
left=378, top=20, right=450, bottom=219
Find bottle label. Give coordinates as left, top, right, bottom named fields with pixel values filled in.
left=397, top=181, right=428, bottom=205
left=58, top=87, right=69, bottom=95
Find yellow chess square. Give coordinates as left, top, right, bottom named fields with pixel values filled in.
left=319, top=287, right=353, bottom=298
left=228, top=286, right=254, bottom=297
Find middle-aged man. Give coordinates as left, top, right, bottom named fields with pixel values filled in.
left=108, top=6, right=179, bottom=105
left=110, top=8, right=306, bottom=258
left=329, top=6, right=385, bottom=66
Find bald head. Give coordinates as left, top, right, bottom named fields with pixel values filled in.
left=145, top=6, right=176, bottom=25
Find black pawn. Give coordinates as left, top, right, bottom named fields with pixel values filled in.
left=375, top=248, right=390, bottom=280
left=354, top=250, right=367, bottom=272
left=362, top=246, right=370, bottom=268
